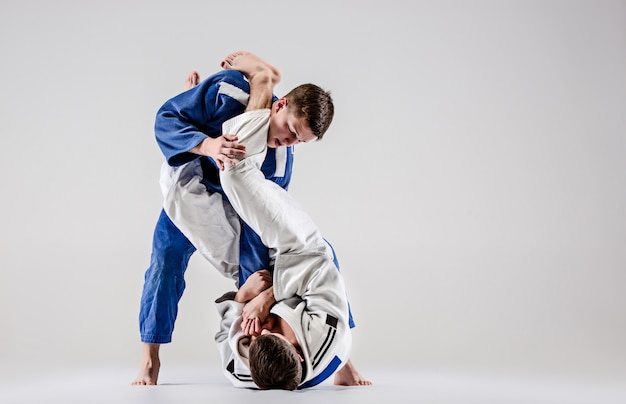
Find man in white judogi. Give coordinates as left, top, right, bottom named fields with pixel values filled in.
left=217, top=108, right=353, bottom=389
left=213, top=52, right=369, bottom=389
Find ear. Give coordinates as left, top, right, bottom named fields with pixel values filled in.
left=274, top=97, right=288, bottom=112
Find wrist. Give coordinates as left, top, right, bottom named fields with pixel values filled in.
left=190, top=137, right=211, bottom=156
left=234, top=289, right=249, bottom=303
left=262, top=287, right=276, bottom=305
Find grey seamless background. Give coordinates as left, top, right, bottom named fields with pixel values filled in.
left=1, top=0, right=624, bottom=381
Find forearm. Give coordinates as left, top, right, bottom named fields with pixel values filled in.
left=259, top=286, right=275, bottom=306
left=235, top=284, right=274, bottom=304
left=234, top=288, right=249, bottom=303
left=241, top=286, right=276, bottom=324
left=234, top=269, right=272, bottom=302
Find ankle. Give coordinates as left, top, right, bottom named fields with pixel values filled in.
left=250, top=68, right=275, bottom=85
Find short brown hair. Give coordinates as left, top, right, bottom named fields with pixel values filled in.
left=284, top=84, right=334, bottom=140
left=249, top=334, right=302, bottom=390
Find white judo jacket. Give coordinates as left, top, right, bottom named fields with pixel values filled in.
left=215, top=110, right=352, bottom=388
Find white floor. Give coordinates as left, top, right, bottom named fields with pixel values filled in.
left=1, top=365, right=625, bottom=404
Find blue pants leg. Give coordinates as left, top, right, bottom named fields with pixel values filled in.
left=238, top=221, right=270, bottom=288
left=139, top=209, right=196, bottom=343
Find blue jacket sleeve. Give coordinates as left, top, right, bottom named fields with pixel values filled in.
left=154, top=70, right=250, bottom=166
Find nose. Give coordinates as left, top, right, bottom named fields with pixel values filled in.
left=282, top=134, right=299, bottom=146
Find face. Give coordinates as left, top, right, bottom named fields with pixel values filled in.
left=267, top=98, right=317, bottom=148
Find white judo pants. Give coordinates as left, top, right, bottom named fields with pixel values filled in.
left=160, top=158, right=241, bottom=281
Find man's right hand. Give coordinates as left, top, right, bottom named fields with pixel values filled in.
left=190, top=134, right=246, bottom=170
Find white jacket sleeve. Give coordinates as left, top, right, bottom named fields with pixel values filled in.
left=273, top=251, right=348, bottom=319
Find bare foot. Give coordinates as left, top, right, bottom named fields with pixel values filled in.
left=131, top=343, right=161, bottom=386
left=220, top=51, right=281, bottom=84
left=184, top=70, right=201, bottom=90
left=333, top=359, right=372, bottom=386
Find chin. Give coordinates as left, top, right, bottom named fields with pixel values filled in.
left=266, top=138, right=278, bottom=148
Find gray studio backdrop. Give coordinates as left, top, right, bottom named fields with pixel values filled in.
left=1, top=0, right=624, bottom=382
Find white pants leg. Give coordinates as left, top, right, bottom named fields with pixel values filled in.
left=160, top=159, right=240, bottom=281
